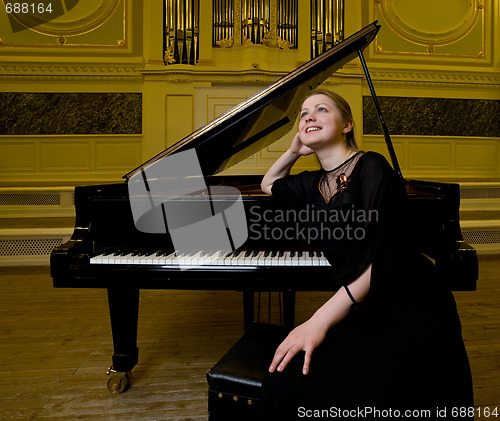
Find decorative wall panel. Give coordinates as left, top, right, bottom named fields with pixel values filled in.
left=0, top=93, right=142, bottom=135
left=0, top=142, right=35, bottom=171
left=363, top=135, right=499, bottom=178
left=407, top=142, right=452, bottom=169
left=0, top=134, right=142, bottom=182
left=456, top=142, right=498, bottom=170
left=40, top=142, right=90, bottom=170
left=373, top=0, right=487, bottom=59
left=0, top=0, right=127, bottom=47
left=363, top=96, right=500, bottom=138
left=94, top=141, right=141, bottom=170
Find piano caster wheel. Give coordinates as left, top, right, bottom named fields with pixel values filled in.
left=106, top=366, right=131, bottom=394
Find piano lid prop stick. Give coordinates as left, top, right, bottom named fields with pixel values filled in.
left=358, top=48, right=403, bottom=180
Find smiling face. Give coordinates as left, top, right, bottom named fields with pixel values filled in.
left=298, top=93, right=353, bottom=151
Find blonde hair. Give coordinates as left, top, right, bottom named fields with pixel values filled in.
left=303, top=89, right=357, bottom=150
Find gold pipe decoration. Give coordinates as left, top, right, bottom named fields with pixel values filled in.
left=165, top=0, right=199, bottom=64
left=234, top=0, right=242, bottom=45
left=214, top=0, right=298, bottom=49
left=311, top=0, right=343, bottom=58
left=276, top=36, right=293, bottom=49
left=216, top=36, right=235, bottom=48
left=268, top=0, right=277, bottom=47
left=164, top=46, right=176, bottom=64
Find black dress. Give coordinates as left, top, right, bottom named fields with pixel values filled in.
left=261, top=152, right=473, bottom=420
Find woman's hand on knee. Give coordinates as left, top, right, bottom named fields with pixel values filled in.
left=268, top=319, right=328, bottom=375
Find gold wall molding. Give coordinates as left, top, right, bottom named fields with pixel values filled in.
left=378, top=0, right=481, bottom=47
left=368, top=70, right=500, bottom=88
left=0, top=64, right=142, bottom=79
left=140, top=67, right=364, bottom=86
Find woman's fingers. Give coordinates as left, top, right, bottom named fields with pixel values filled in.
left=302, top=350, right=312, bottom=375
left=268, top=343, right=314, bottom=375
left=268, top=321, right=324, bottom=375
left=268, top=342, right=290, bottom=372
left=269, top=343, right=300, bottom=373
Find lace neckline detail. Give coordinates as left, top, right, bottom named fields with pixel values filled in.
left=318, top=151, right=363, bottom=204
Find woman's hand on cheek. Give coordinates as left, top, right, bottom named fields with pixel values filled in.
left=290, top=132, right=315, bottom=156
left=268, top=318, right=328, bottom=376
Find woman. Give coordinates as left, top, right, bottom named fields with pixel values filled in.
left=259, top=90, right=473, bottom=420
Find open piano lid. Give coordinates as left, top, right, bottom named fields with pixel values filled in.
left=124, top=22, right=381, bottom=180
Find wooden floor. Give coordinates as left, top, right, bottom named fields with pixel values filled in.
left=0, top=258, right=499, bottom=420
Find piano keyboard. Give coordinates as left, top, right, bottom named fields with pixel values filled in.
left=90, top=249, right=331, bottom=267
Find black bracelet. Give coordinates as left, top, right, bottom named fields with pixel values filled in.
left=343, top=284, right=359, bottom=311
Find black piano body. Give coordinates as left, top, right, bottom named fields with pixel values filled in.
left=50, top=21, right=478, bottom=392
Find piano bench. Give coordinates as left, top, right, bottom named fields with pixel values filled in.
left=206, top=322, right=289, bottom=421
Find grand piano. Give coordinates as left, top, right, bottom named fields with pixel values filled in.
left=50, top=21, right=478, bottom=393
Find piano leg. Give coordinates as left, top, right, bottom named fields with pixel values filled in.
left=106, top=287, right=139, bottom=393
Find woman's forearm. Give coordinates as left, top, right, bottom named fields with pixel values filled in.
left=310, top=264, right=371, bottom=330
left=260, top=149, right=301, bottom=195
left=269, top=264, right=372, bottom=375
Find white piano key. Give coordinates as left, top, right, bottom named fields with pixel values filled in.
left=233, top=251, right=248, bottom=266
left=318, top=251, right=329, bottom=266
left=224, top=251, right=237, bottom=266
left=90, top=254, right=103, bottom=264
left=189, top=250, right=204, bottom=266
left=253, top=251, right=266, bottom=266
left=301, top=251, right=313, bottom=266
